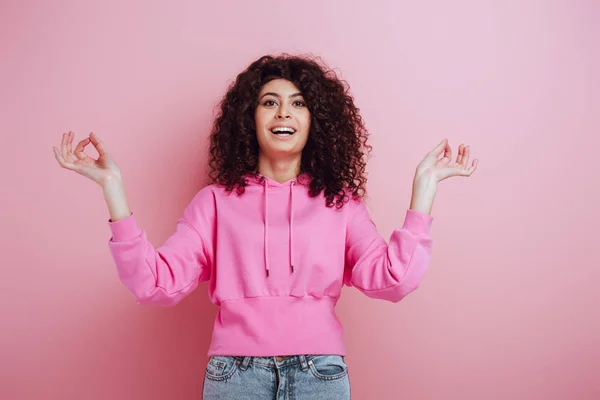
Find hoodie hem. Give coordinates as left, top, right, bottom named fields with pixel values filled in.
left=207, top=295, right=346, bottom=357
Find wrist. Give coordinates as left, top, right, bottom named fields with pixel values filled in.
left=101, top=174, right=125, bottom=193
left=410, top=175, right=437, bottom=215
left=413, top=174, right=438, bottom=193
left=102, top=179, right=132, bottom=222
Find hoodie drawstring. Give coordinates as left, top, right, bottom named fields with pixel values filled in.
left=261, top=175, right=296, bottom=278
left=263, top=177, right=270, bottom=277
left=290, top=181, right=295, bottom=274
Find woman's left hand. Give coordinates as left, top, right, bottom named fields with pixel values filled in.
left=415, top=138, right=478, bottom=184
left=409, top=139, right=478, bottom=214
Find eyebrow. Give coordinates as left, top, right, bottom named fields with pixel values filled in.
left=259, top=92, right=304, bottom=100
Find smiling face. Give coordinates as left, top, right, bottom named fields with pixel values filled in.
left=254, top=79, right=311, bottom=162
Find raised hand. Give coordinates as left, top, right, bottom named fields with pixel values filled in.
left=409, top=139, right=478, bottom=214
left=415, top=138, right=478, bottom=184
left=53, top=131, right=122, bottom=187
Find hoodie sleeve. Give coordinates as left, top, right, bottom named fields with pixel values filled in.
left=343, top=197, right=433, bottom=303
left=107, top=188, right=215, bottom=306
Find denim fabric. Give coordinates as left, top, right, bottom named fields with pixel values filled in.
left=202, top=354, right=351, bottom=399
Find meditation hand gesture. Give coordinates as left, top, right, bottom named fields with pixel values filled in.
left=53, top=131, right=122, bottom=187
left=415, top=139, right=478, bottom=183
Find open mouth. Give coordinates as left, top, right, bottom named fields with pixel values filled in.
left=270, top=127, right=296, bottom=137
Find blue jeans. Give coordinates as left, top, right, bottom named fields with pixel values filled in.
left=202, top=354, right=351, bottom=399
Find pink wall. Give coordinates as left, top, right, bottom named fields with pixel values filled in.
left=2, top=0, right=599, bottom=399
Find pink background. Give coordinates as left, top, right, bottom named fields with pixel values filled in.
left=2, top=0, right=599, bottom=399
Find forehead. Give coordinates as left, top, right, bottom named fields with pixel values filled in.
left=259, top=79, right=302, bottom=95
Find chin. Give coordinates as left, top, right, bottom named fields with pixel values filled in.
left=260, top=134, right=307, bottom=156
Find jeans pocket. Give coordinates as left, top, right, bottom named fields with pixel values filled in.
left=308, top=355, right=349, bottom=381
left=205, top=356, right=239, bottom=381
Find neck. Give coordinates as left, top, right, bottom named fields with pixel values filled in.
left=258, top=154, right=301, bottom=184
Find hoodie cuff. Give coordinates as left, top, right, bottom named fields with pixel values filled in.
left=402, top=209, right=433, bottom=235
left=108, top=212, right=142, bottom=242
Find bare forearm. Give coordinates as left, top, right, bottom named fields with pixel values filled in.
left=409, top=176, right=437, bottom=215
left=102, top=177, right=132, bottom=222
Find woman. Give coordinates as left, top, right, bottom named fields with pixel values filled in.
left=53, top=54, right=477, bottom=399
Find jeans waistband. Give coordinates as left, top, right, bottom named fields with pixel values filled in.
left=234, top=355, right=314, bottom=371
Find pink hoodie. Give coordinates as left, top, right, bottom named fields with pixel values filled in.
left=107, top=173, right=433, bottom=356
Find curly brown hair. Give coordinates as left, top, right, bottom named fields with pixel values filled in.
left=208, top=53, right=372, bottom=208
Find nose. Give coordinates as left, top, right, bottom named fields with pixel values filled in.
left=276, top=108, right=291, bottom=119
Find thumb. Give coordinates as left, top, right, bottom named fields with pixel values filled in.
left=426, top=139, right=450, bottom=160
left=89, top=132, right=109, bottom=156
left=428, top=138, right=448, bottom=157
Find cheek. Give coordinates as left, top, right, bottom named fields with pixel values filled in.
left=254, top=111, right=263, bottom=128
left=299, top=111, right=311, bottom=129
left=255, top=108, right=271, bottom=128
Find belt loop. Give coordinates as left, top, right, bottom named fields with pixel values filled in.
left=239, top=356, right=252, bottom=371
left=299, top=355, right=309, bottom=371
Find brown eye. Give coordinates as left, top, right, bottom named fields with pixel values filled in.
left=294, top=101, right=306, bottom=107
left=263, top=100, right=276, bottom=106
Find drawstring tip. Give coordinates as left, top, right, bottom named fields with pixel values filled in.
left=266, top=269, right=270, bottom=277
left=291, top=265, right=295, bottom=273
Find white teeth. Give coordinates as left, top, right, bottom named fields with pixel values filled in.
left=271, top=127, right=296, bottom=134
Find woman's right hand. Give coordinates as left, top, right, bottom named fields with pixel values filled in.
left=53, top=131, right=122, bottom=187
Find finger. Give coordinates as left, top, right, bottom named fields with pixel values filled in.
left=74, top=137, right=92, bottom=160
left=445, top=144, right=459, bottom=166
left=429, top=138, right=448, bottom=157
left=67, top=131, right=74, bottom=155
left=460, top=159, right=478, bottom=176
left=440, top=142, right=452, bottom=164
left=455, top=144, right=464, bottom=165
left=52, top=146, right=62, bottom=165
left=53, top=146, right=75, bottom=170
left=61, top=132, right=68, bottom=159
left=462, top=146, right=470, bottom=169
left=89, top=132, right=108, bottom=156
left=468, top=159, right=478, bottom=174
